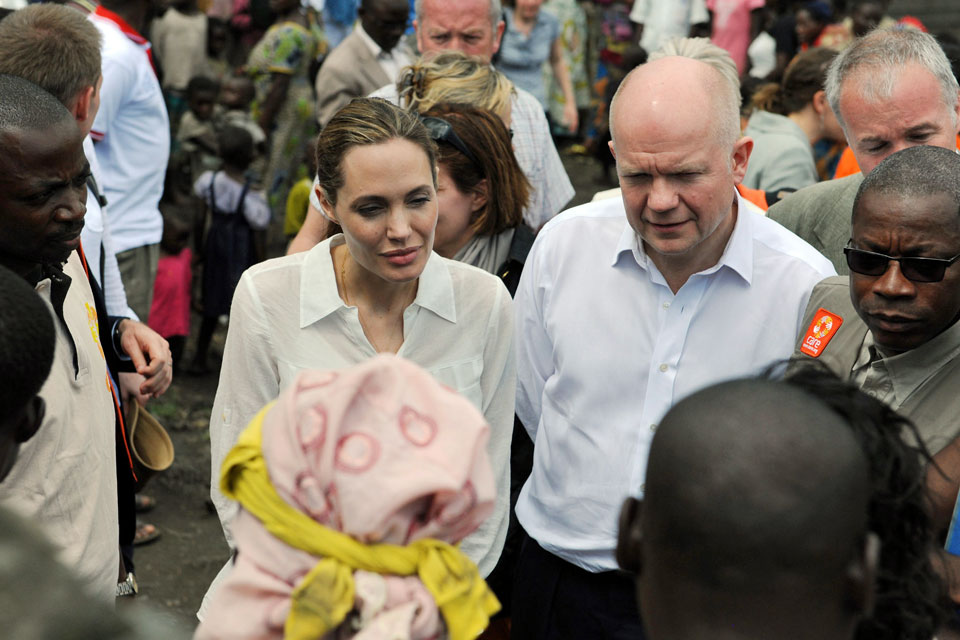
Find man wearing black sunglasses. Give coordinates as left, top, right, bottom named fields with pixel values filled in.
left=790, top=145, right=960, bottom=535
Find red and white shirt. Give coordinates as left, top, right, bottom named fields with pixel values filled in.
left=89, top=7, right=169, bottom=254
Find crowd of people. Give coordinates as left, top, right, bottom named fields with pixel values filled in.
left=2, top=0, right=960, bottom=639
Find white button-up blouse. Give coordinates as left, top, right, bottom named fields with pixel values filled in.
left=208, top=235, right=515, bottom=584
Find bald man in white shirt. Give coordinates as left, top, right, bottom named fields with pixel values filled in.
left=512, top=38, right=835, bottom=639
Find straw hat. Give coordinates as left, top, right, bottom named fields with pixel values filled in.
left=125, top=402, right=175, bottom=492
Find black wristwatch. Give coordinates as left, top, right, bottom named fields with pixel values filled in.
left=111, top=319, right=126, bottom=357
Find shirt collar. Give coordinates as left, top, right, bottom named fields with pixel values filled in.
left=865, top=317, right=960, bottom=408
left=30, top=261, right=72, bottom=319
left=299, top=235, right=457, bottom=329
left=94, top=6, right=156, bottom=74
left=299, top=237, right=343, bottom=328
left=611, top=191, right=755, bottom=285
left=356, top=22, right=393, bottom=59
left=94, top=5, right=149, bottom=45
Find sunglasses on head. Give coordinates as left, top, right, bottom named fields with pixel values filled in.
left=419, top=116, right=482, bottom=169
left=843, top=241, right=960, bottom=283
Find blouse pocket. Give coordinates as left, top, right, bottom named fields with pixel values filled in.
left=428, top=357, right=484, bottom=409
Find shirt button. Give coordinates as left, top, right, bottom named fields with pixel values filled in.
left=662, top=302, right=670, bottom=309
left=659, top=363, right=668, bottom=372
left=649, top=423, right=657, bottom=432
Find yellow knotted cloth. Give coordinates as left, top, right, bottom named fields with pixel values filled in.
left=221, top=403, right=501, bottom=640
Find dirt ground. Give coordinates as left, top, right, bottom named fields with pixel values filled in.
left=129, top=150, right=615, bottom=632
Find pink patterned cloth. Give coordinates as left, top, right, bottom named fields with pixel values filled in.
left=196, top=355, right=496, bottom=640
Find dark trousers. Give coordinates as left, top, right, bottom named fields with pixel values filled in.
left=511, top=532, right=645, bottom=640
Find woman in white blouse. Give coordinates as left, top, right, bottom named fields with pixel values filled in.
left=204, top=98, right=515, bottom=612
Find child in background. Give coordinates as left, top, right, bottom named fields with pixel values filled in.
left=216, top=73, right=267, bottom=187
left=189, top=126, right=270, bottom=374
left=148, top=216, right=193, bottom=373
left=151, top=0, right=209, bottom=129
left=206, top=18, right=231, bottom=82
left=282, top=138, right=317, bottom=239
left=177, top=76, right=223, bottom=186
left=196, top=355, right=500, bottom=639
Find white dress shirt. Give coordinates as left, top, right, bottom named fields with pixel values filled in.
left=203, top=235, right=515, bottom=616
left=310, top=82, right=574, bottom=230
left=514, top=194, right=836, bottom=572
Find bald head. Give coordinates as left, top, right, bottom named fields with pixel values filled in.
left=610, top=53, right=740, bottom=151
left=0, top=74, right=74, bottom=134
left=637, top=378, right=873, bottom=640
left=646, top=379, right=870, bottom=577
left=854, top=145, right=960, bottom=222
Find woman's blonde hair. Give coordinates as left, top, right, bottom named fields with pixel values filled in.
left=315, top=97, right=437, bottom=206
left=397, top=51, right=514, bottom=121
left=423, top=104, right=530, bottom=237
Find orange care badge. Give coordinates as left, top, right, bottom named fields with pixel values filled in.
left=800, top=308, right=844, bottom=358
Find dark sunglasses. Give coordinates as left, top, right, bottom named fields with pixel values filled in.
left=844, top=242, right=960, bottom=283
left=420, top=116, right=482, bottom=168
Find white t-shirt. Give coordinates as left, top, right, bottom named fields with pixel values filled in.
left=150, top=8, right=208, bottom=91
left=89, top=12, right=170, bottom=254
left=193, top=171, right=272, bottom=230
left=630, top=0, right=709, bottom=53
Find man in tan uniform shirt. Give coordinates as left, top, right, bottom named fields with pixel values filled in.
left=0, top=74, right=172, bottom=600
left=789, top=145, right=960, bottom=534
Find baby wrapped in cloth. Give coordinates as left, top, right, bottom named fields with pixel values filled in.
left=196, top=355, right=501, bottom=639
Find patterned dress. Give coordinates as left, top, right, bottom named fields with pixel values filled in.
left=542, top=0, right=590, bottom=127
left=247, top=15, right=326, bottom=213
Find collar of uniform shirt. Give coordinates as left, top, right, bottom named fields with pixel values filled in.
left=297, top=236, right=457, bottom=329
left=610, top=191, right=755, bottom=286
left=857, top=319, right=960, bottom=409
left=26, top=263, right=71, bottom=318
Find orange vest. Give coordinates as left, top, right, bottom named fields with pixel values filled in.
left=833, top=135, right=960, bottom=179
left=736, top=184, right=769, bottom=211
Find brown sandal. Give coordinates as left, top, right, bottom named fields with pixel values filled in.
left=134, top=522, right=161, bottom=546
